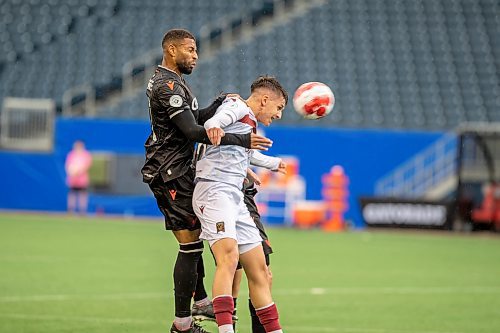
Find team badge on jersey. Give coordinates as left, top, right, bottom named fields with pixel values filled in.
left=169, top=95, right=183, bottom=107
left=216, top=221, right=225, bottom=233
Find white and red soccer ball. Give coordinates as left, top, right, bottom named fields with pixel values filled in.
left=292, top=82, right=335, bottom=120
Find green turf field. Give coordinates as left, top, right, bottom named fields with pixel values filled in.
left=0, top=212, right=499, bottom=333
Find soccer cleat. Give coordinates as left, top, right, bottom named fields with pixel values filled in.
left=170, top=321, right=210, bottom=333
left=191, top=302, right=216, bottom=322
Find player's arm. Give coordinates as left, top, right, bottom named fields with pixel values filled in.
left=158, top=83, right=257, bottom=148
left=175, top=112, right=272, bottom=150
left=197, top=93, right=245, bottom=125
left=204, top=97, right=258, bottom=146
left=203, top=100, right=246, bottom=129
left=197, top=93, right=227, bottom=125
left=250, top=150, right=286, bottom=174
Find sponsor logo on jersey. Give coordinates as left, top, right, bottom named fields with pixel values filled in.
left=168, top=189, right=177, bottom=200
left=169, top=95, right=183, bottom=107
left=199, top=205, right=205, bottom=214
left=166, top=80, right=175, bottom=90
left=216, top=221, right=225, bottom=233
left=223, top=97, right=238, bottom=104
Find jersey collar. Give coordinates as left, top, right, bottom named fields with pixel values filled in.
left=158, top=65, right=183, bottom=81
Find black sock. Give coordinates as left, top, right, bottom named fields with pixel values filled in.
left=233, top=297, right=238, bottom=330
left=249, top=298, right=266, bottom=333
left=193, top=255, right=208, bottom=302
left=173, top=241, right=203, bottom=318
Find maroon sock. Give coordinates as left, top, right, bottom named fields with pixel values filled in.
left=213, top=295, right=234, bottom=327
left=256, top=303, right=281, bottom=332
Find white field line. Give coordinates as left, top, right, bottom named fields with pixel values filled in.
left=0, top=313, right=162, bottom=325
left=285, top=326, right=464, bottom=333
left=272, top=286, right=500, bottom=296
left=0, top=292, right=167, bottom=303
left=1, top=286, right=499, bottom=303
left=0, top=313, right=466, bottom=333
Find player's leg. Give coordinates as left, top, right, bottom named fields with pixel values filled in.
left=244, top=185, right=275, bottom=333
left=78, top=189, right=89, bottom=215
left=211, top=238, right=239, bottom=333
left=172, top=229, right=205, bottom=328
left=67, top=189, right=76, bottom=213
left=193, top=180, right=240, bottom=333
left=231, top=265, right=243, bottom=330
left=240, top=245, right=282, bottom=333
left=249, top=252, right=271, bottom=333
left=149, top=174, right=209, bottom=333
left=192, top=254, right=216, bottom=322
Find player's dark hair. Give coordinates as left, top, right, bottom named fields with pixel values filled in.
left=251, top=75, right=288, bottom=105
left=162, top=29, right=196, bottom=48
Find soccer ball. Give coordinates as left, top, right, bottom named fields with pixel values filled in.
left=293, top=82, right=335, bottom=119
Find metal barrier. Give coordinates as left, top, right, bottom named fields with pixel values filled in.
left=0, top=97, right=55, bottom=152
left=375, top=133, right=457, bottom=198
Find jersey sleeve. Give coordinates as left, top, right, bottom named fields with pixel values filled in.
left=156, top=79, right=190, bottom=119
left=204, top=98, right=249, bottom=129
left=197, top=93, right=227, bottom=125
left=250, top=150, right=281, bottom=171
left=169, top=100, right=251, bottom=148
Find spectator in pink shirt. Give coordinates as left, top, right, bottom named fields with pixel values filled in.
left=65, top=140, right=92, bottom=214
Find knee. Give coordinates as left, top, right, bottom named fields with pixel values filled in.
left=217, top=247, right=239, bottom=271
left=266, top=267, right=273, bottom=286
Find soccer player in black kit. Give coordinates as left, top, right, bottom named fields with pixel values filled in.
left=141, top=29, right=272, bottom=333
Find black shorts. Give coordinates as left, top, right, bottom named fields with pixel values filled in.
left=69, top=186, right=88, bottom=192
left=148, top=168, right=200, bottom=231
left=243, top=185, right=273, bottom=257
left=210, top=184, right=272, bottom=270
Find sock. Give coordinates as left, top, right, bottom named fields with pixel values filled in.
left=173, top=241, right=203, bottom=318
left=218, top=324, right=234, bottom=333
left=194, top=255, right=208, bottom=302
left=255, top=303, right=282, bottom=332
left=249, top=298, right=266, bottom=333
left=173, top=316, right=192, bottom=331
left=232, top=298, right=238, bottom=330
left=213, top=295, right=234, bottom=330
left=194, top=296, right=210, bottom=307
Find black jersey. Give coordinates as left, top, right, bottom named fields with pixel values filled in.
left=141, top=66, right=200, bottom=183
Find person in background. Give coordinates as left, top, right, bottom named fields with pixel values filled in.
left=65, top=140, right=92, bottom=215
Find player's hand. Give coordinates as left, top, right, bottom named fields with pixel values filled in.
left=250, top=133, right=273, bottom=151
left=246, top=168, right=262, bottom=185
left=276, top=160, right=287, bottom=174
left=226, top=93, right=245, bottom=103
left=206, top=127, right=225, bottom=146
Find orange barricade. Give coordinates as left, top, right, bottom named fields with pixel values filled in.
left=292, top=201, right=326, bottom=228
left=321, top=165, right=349, bottom=232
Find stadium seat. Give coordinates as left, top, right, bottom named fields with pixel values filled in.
left=0, top=0, right=498, bottom=127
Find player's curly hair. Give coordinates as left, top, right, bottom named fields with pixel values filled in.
left=162, top=29, right=196, bottom=48
left=251, top=75, right=288, bottom=105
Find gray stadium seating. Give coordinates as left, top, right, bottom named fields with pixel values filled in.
left=0, top=0, right=498, bottom=129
